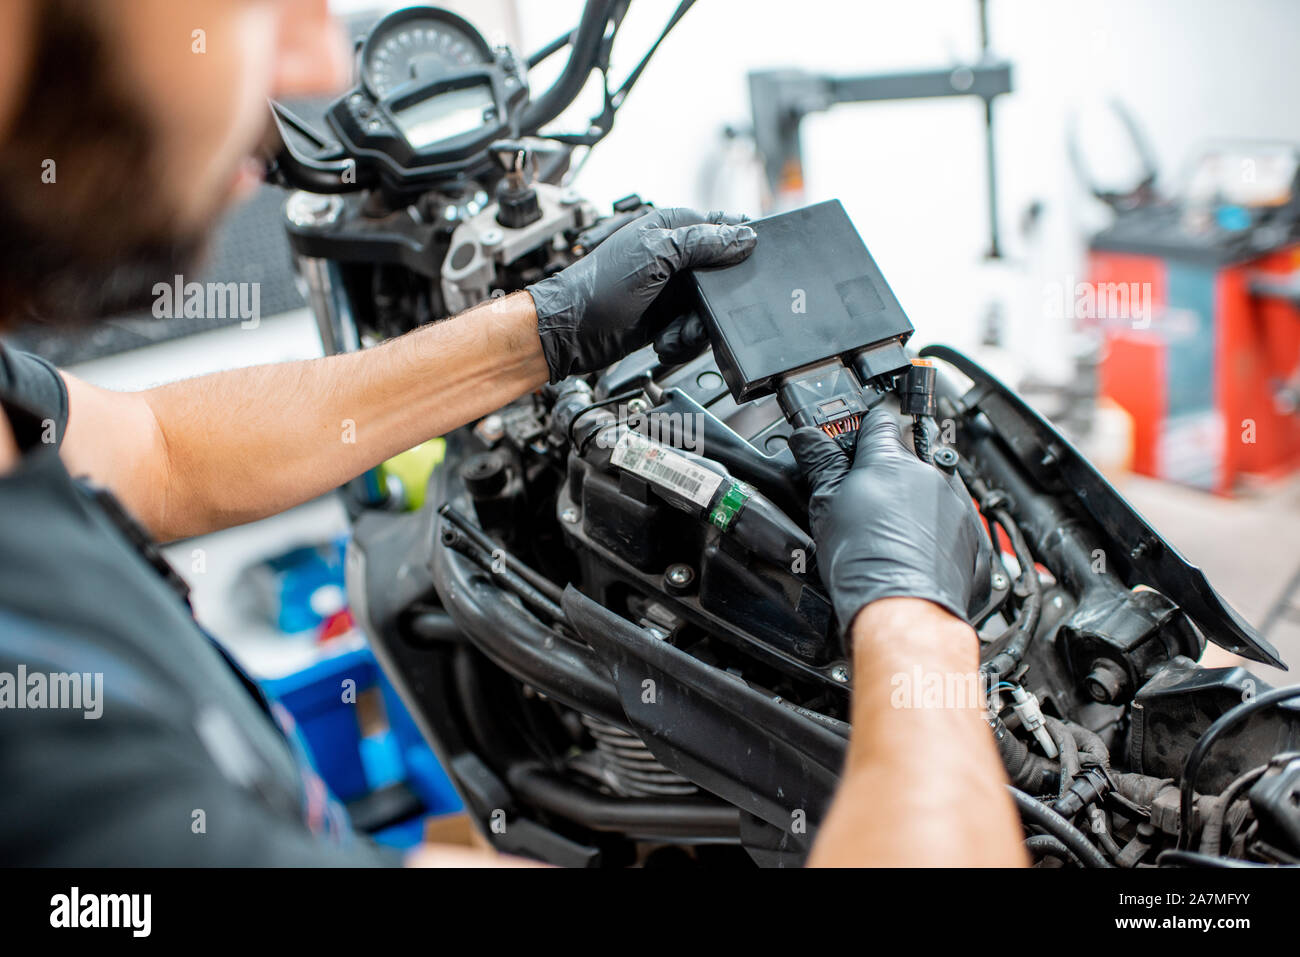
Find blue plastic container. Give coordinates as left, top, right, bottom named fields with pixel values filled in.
left=261, top=645, right=462, bottom=847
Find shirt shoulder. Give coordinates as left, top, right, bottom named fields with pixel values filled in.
left=0, top=343, right=69, bottom=447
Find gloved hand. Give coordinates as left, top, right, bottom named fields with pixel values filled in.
left=527, top=208, right=756, bottom=382
left=790, top=406, right=992, bottom=634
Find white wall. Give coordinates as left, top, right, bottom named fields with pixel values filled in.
left=512, top=0, right=1300, bottom=379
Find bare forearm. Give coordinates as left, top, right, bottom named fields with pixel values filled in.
left=808, top=598, right=1027, bottom=867
left=142, top=291, right=547, bottom=539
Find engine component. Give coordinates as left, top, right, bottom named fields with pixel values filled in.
left=578, top=714, right=698, bottom=797
left=441, top=182, right=594, bottom=314
left=775, top=359, right=871, bottom=447
left=1247, top=754, right=1300, bottom=860
left=1010, top=686, right=1057, bottom=759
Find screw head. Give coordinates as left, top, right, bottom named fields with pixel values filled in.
left=664, top=563, right=696, bottom=595
left=560, top=507, right=580, bottom=525
left=666, top=563, right=694, bottom=586
left=830, top=664, right=850, bottom=683
left=991, top=572, right=1009, bottom=591
left=933, top=446, right=959, bottom=469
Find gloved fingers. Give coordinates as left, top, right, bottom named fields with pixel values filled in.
left=652, top=207, right=750, bottom=230
left=653, top=311, right=709, bottom=365
left=850, top=405, right=908, bottom=468
left=650, top=206, right=706, bottom=229
left=707, top=210, right=751, bottom=226
left=789, top=427, right=853, bottom=493
left=660, top=222, right=757, bottom=270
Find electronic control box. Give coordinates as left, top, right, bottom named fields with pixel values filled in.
left=688, top=199, right=915, bottom=405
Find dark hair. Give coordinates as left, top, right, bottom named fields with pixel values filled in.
left=0, top=0, right=203, bottom=328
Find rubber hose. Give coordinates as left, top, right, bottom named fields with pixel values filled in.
left=1008, top=785, right=1112, bottom=868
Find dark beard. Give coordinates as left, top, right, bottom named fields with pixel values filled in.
left=0, top=0, right=207, bottom=328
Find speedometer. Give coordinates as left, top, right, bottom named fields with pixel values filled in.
left=362, top=7, right=493, bottom=100
left=325, top=5, right=527, bottom=190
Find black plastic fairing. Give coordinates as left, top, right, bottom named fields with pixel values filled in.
left=921, top=344, right=1283, bottom=669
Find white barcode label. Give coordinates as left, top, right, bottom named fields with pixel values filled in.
left=610, top=432, right=723, bottom=509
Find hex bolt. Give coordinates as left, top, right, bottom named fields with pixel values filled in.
left=1084, top=659, right=1128, bottom=703
left=933, top=446, right=959, bottom=471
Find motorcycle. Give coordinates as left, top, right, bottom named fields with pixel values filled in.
left=266, top=0, right=1300, bottom=867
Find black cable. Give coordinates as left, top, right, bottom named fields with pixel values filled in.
left=953, top=461, right=1041, bottom=673
left=520, top=0, right=617, bottom=134
left=1178, top=685, right=1300, bottom=849
left=440, top=525, right=565, bottom=624
left=1199, top=764, right=1269, bottom=857
left=565, top=388, right=644, bottom=450
left=1156, top=849, right=1286, bottom=869
left=527, top=29, right=574, bottom=69
left=982, top=506, right=1042, bottom=678
left=911, top=417, right=932, bottom=464
left=1044, top=716, right=1081, bottom=801
left=439, top=504, right=566, bottom=606
left=533, top=0, right=698, bottom=147
left=1025, top=834, right=1084, bottom=867
left=1008, top=785, right=1112, bottom=868
left=610, top=0, right=697, bottom=109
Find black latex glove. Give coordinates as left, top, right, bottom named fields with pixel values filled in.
left=790, top=406, right=993, bottom=635
left=651, top=310, right=710, bottom=366
left=527, top=208, right=756, bottom=382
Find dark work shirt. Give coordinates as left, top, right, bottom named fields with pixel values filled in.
left=0, top=344, right=395, bottom=865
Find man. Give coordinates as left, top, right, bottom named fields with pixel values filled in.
left=0, top=0, right=1023, bottom=866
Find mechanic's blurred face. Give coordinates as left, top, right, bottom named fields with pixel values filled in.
left=0, top=0, right=348, bottom=325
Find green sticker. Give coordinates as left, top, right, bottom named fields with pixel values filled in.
left=708, top=481, right=753, bottom=531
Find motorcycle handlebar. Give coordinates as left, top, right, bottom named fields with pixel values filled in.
left=519, top=0, right=618, bottom=135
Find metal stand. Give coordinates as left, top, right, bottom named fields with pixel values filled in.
left=747, top=0, right=1011, bottom=258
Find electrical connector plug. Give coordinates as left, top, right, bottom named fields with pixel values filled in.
left=1011, top=685, right=1059, bottom=759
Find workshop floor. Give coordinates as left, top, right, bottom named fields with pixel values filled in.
left=1116, top=472, right=1300, bottom=688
